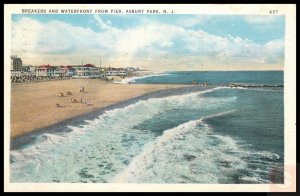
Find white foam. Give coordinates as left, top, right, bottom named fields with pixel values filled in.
left=203, top=109, right=237, bottom=120
left=111, top=109, right=282, bottom=183
left=116, top=73, right=171, bottom=84
left=12, top=87, right=231, bottom=182
left=239, top=176, right=268, bottom=183
left=247, top=151, right=280, bottom=160
left=10, top=86, right=279, bottom=183
left=110, top=113, right=248, bottom=183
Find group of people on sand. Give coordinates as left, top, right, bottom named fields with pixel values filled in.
left=58, top=91, right=72, bottom=97
left=56, top=86, right=88, bottom=107
left=70, top=97, right=87, bottom=104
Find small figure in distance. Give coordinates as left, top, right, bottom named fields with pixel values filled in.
left=79, top=86, right=85, bottom=93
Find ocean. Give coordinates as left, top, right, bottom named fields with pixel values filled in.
left=126, top=71, right=283, bottom=85
left=10, top=71, right=284, bottom=183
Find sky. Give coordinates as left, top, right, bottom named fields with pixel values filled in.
left=11, top=14, right=285, bottom=71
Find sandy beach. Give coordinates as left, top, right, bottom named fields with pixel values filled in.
left=11, top=79, right=187, bottom=138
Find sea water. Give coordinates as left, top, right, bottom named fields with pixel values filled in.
left=10, top=71, right=284, bottom=183
left=128, top=71, right=283, bottom=85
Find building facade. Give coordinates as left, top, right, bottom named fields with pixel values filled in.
left=105, top=68, right=128, bottom=77
left=54, top=66, right=75, bottom=77
left=11, top=55, right=22, bottom=71
left=36, top=65, right=56, bottom=77
left=72, top=64, right=103, bottom=78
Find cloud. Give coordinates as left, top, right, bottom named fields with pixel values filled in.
left=93, top=15, right=112, bottom=30
left=264, top=39, right=284, bottom=54
left=11, top=16, right=284, bottom=70
left=244, top=15, right=278, bottom=24
left=177, top=15, right=209, bottom=27
left=262, top=39, right=284, bottom=64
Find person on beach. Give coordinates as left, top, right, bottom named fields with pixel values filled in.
left=70, top=98, right=78, bottom=103
left=81, top=98, right=83, bottom=103
left=80, top=86, right=84, bottom=93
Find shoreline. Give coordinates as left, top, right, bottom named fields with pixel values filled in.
left=11, top=85, right=215, bottom=150
left=11, top=79, right=193, bottom=139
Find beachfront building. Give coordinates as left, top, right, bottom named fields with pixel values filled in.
left=11, top=55, right=22, bottom=71
left=11, top=65, right=37, bottom=83
left=72, top=64, right=103, bottom=78
left=22, top=65, right=36, bottom=77
left=36, top=65, right=56, bottom=77
left=54, top=67, right=65, bottom=78
left=22, top=65, right=36, bottom=73
left=124, top=67, right=139, bottom=77
left=11, top=65, right=36, bottom=76
left=125, top=67, right=137, bottom=72
left=54, top=66, right=75, bottom=77
left=118, top=70, right=127, bottom=76
left=105, top=67, right=128, bottom=77
left=10, top=70, right=23, bottom=77
left=105, top=69, right=118, bottom=76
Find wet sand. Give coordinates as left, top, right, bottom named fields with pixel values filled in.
left=10, top=79, right=188, bottom=138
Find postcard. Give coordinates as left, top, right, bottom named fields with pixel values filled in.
left=4, top=4, right=296, bottom=192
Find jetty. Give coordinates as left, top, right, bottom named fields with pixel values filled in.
left=228, top=83, right=283, bottom=88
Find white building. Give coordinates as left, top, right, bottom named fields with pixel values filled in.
left=54, top=66, right=74, bottom=77
left=72, top=64, right=102, bottom=78
left=118, top=70, right=127, bottom=76
left=36, top=65, right=56, bottom=77
left=105, top=68, right=128, bottom=77
left=105, top=70, right=118, bottom=76
left=125, top=67, right=136, bottom=72
left=62, top=66, right=75, bottom=77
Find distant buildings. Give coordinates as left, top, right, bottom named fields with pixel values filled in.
left=36, top=65, right=56, bottom=77
left=105, top=67, right=139, bottom=77
left=72, top=64, right=103, bottom=78
left=22, top=65, right=36, bottom=73
left=11, top=55, right=22, bottom=71
left=125, top=67, right=139, bottom=72
left=105, top=68, right=119, bottom=76
left=10, top=55, right=139, bottom=83
left=35, top=64, right=104, bottom=78
left=56, top=66, right=75, bottom=77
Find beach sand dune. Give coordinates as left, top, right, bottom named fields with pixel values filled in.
left=11, top=79, right=186, bottom=138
